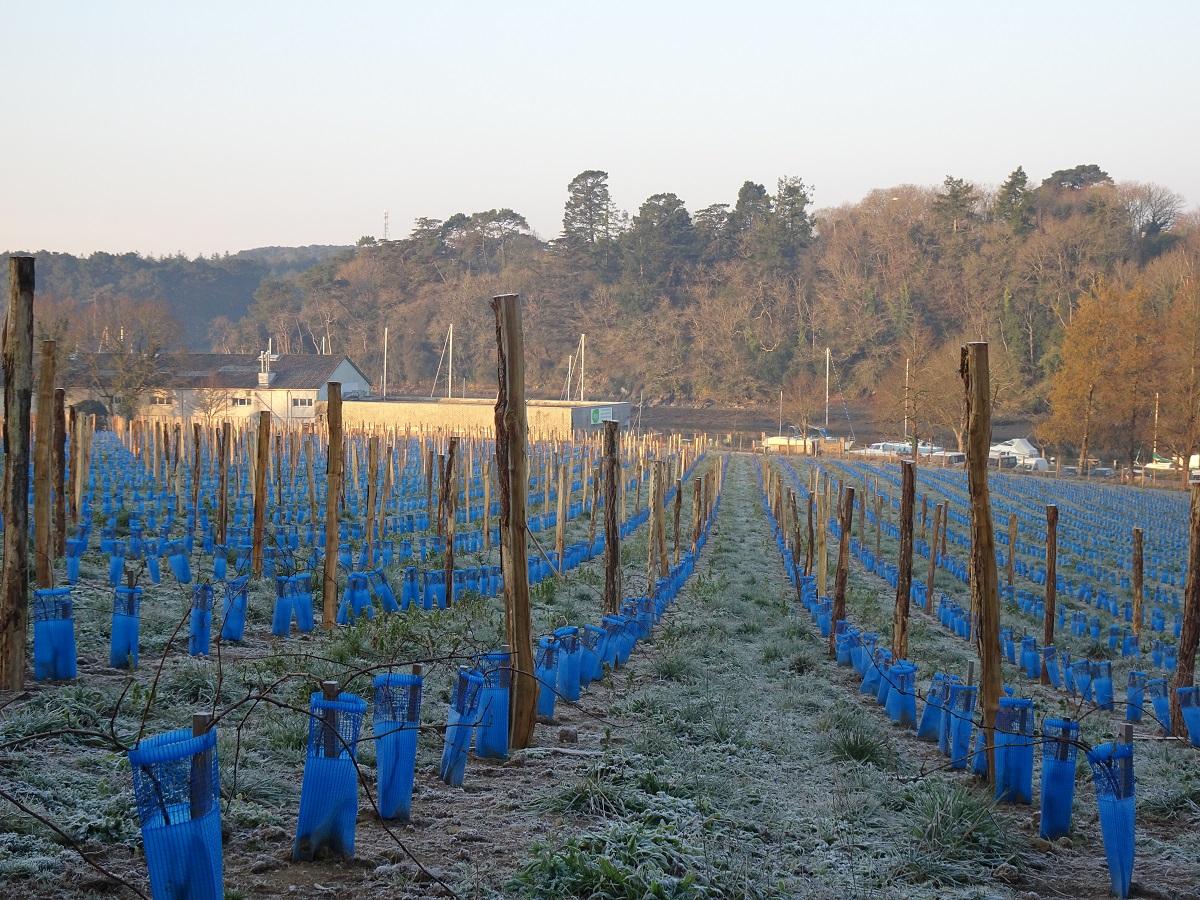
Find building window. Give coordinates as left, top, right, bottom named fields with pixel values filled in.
left=291, top=397, right=314, bottom=408
left=149, top=395, right=171, bottom=406
left=231, top=397, right=252, bottom=407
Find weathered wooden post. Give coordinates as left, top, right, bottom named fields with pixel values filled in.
left=1172, top=483, right=1200, bottom=737
left=672, top=477, right=683, bottom=565
left=217, top=421, right=230, bottom=546
left=893, top=461, right=914, bottom=659
left=1132, top=527, right=1144, bottom=639
left=602, top=423, right=621, bottom=615
left=482, top=460, right=492, bottom=551
left=251, top=411, right=271, bottom=578
left=1006, top=513, right=1018, bottom=591
left=52, top=389, right=67, bottom=559
left=443, top=437, right=458, bottom=605
left=554, top=456, right=568, bottom=568
left=492, top=294, right=536, bottom=750
left=323, top=383, right=343, bottom=629
left=926, top=502, right=942, bottom=612
left=830, top=485, right=854, bottom=657
left=0, top=258, right=34, bottom=690
left=33, top=340, right=55, bottom=586
left=1043, top=505, right=1058, bottom=686
left=365, top=436, right=379, bottom=568
left=962, top=342, right=1002, bottom=781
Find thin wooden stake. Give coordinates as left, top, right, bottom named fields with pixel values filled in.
left=1043, top=505, right=1058, bottom=686
left=962, top=342, right=1001, bottom=782
left=830, top=485, right=854, bottom=657
left=1171, top=483, right=1200, bottom=737
left=492, top=294, right=536, bottom=750
left=893, top=461, right=914, bottom=659
left=323, top=383, right=343, bottom=629
left=0, top=258, right=35, bottom=689
left=602, top=421, right=620, bottom=615
left=251, top=411, right=271, bottom=578
left=33, top=340, right=55, bottom=586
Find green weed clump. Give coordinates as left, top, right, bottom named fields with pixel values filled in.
left=510, top=821, right=761, bottom=899
left=894, top=779, right=1015, bottom=886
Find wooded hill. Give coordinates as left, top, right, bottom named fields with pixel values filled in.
left=6, top=165, right=1199, bottom=463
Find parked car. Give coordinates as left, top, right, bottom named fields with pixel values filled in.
left=1061, top=465, right=1080, bottom=477
left=1091, top=467, right=1115, bottom=478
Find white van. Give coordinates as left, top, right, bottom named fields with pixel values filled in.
left=1019, top=457, right=1050, bottom=473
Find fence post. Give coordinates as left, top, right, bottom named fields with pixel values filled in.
left=894, top=461, right=915, bottom=659
left=962, top=342, right=1001, bottom=782
left=251, top=410, right=271, bottom=578
left=323, top=383, right=343, bottom=629
left=1172, top=484, right=1200, bottom=737
left=831, top=485, right=854, bottom=657
left=0, top=258, right=34, bottom=690
left=492, top=294, right=536, bottom=750
left=1043, top=505, right=1058, bottom=685
left=33, top=340, right=55, bottom=586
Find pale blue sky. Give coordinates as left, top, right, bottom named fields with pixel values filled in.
left=3, top=1, right=1198, bottom=256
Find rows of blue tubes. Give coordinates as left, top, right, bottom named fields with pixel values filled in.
left=116, top=444, right=722, bottom=899
left=759, top=462, right=1143, bottom=899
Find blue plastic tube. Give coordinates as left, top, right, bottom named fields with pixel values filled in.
left=439, top=668, right=484, bottom=786
left=947, top=684, right=977, bottom=770
left=554, top=626, right=582, bottom=703
left=1177, top=686, right=1200, bottom=748
left=1088, top=742, right=1135, bottom=898
left=293, top=690, right=367, bottom=860
left=373, top=673, right=422, bottom=820
left=884, top=661, right=918, bottom=728
left=474, top=650, right=511, bottom=760
left=271, top=575, right=293, bottom=637
left=189, top=584, right=213, bottom=657
left=535, top=637, right=560, bottom=719
left=1125, top=671, right=1146, bottom=724
left=111, top=586, right=142, bottom=669
left=220, top=577, right=248, bottom=642
left=1039, top=717, right=1079, bottom=839
left=128, top=726, right=223, bottom=899
left=33, top=588, right=77, bottom=681
left=994, top=697, right=1034, bottom=804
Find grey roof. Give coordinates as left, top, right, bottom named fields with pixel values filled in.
left=64, top=352, right=367, bottom=391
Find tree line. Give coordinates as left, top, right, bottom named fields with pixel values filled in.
left=7, top=166, right=1197, bottom=466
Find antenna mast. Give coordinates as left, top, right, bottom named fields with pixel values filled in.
left=383, top=211, right=389, bottom=241
left=824, top=347, right=831, bottom=428
left=447, top=323, right=453, bottom=399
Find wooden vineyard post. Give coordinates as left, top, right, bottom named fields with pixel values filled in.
left=961, top=342, right=1002, bottom=782
left=602, top=423, right=621, bottom=615
left=435, top=453, right=446, bottom=537
left=1006, top=513, right=1018, bottom=593
left=893, top=461, right=914, bottom=660
left=365, top=436, right=380, bottom=568
left=654, top=461, right=669, bottom=579
left=443, top=437, right=457, bottom=606
left=554, top=456, right=567, bottom=569
left=217, top=422, right=230, bottom=547
left=1043, top=505, right=1058, bottom=686
left=1, top=258, right=34, bottom=690
left=817, top=484, right=829, bottom=595
left=33, top=340, right=55, bottom=586
left=788, top=489, right=803, bottom=602
left=646, top=462, right=660, bottom=590
left=858, top=486, right=866, bottom=544
left=189, top=713, right=214, bottom=821
left=190, top=422, right=201, bottom=525
left=1132, top=527, right=1144, bottom=639
left=425, top=448, right=434, bottom=523
left=52, top=389, right=67, bottom=559
left=323, top=383, right=343, bottom=630
left=920, top=494, right=928, bottom=545
left=691, top=474, right=703, bottom=553
left=830, top=485, right=854, bottom=657
left=482, top=461, right=492, bottom=551
left=804, top=490, right=815, bottom=577
left=492, top=294, right=536, bottom=750
left=1172, top=483, right=1200, bottom=738
left=672, top=478, right=682, bottom=565
left=926, top=502, right=942, bottom=613
left=251, top=411, right=271, bottom=578
left=873, top=488, right=882, bottom=556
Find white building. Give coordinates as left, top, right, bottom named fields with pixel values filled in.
left=65, top=352, right=371, bottom=424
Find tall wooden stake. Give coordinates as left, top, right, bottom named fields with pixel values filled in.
left=602, top=421, right=620, bottom=614
left=1172, top=484, right=1200, bottom=737
left=962, top=342, right=1001, bottom=782
left=1132, top=527, right=1144, bottom=639
left=33, top=341, right=55, bottom=586
left=893, top=461, right=914, bottom=659
left=830, top=485, right=854, bottom=657
left=323, top=383, right=343, bottom=629
left=1006, top=513, right=1017, bottom=590
left=52, top=388, right=66, bottom=559
left=443, top=437, right=457, bottom=605
left=926, top=502, right=942, bottom=612
left=251, top=411, right=271, bottom=578
left=1, top=258, right=35, bottom=690
left=492, top=294, right=536, bottom=750
left=1043, top=505, right=1058, bottom=685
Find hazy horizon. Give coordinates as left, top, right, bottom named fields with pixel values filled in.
left=4, top=0, right=1199, bottom=257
